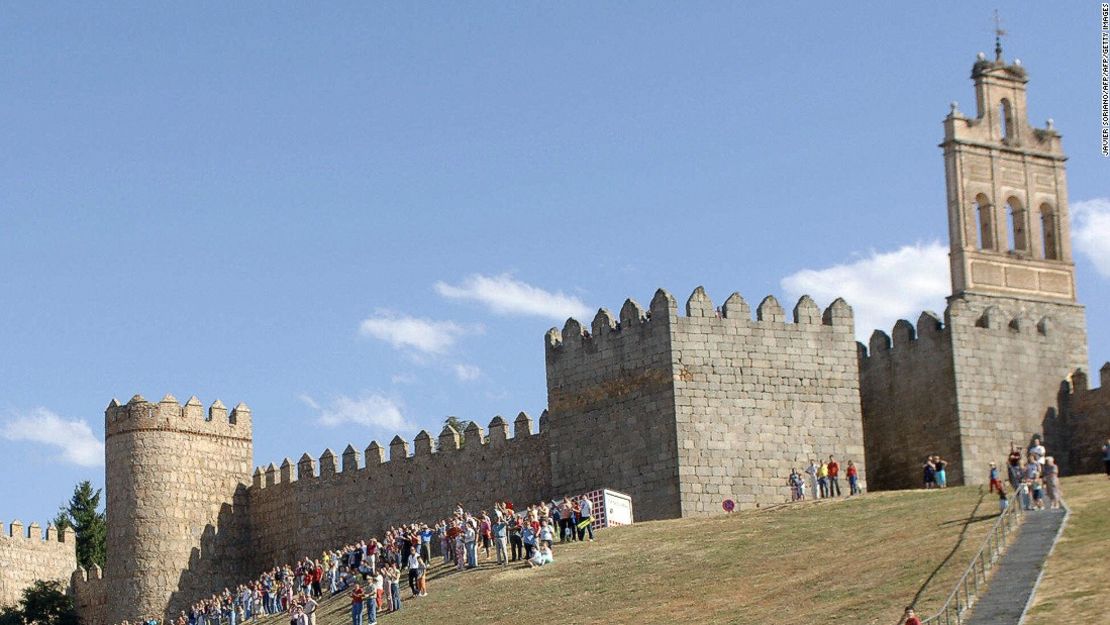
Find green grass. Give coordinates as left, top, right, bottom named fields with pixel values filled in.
left=1024, top=474, right=1110, bottom=624
left=258, top=487, right=1002, bottom=625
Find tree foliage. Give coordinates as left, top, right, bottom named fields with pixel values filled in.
left=443, top=416, right=473, bottom=447
left=0, top=580, right=80, bottom=625
left=54, top=481, right=106, bottom=569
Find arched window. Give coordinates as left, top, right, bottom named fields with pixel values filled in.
left=974, top=194, right=994, bottom=250
left=1006, top=197, right=1027, bottom=252
left=1040, top=203, right=1058, bottom=259
left=999, top=98, right=1014, bottom=141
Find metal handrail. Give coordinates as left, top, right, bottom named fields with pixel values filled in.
left=921, top=483, right=1027, bottom=625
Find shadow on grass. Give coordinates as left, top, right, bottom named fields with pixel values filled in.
left=908, top=487, right=987, bottom=614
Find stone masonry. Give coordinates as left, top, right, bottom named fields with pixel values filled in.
left=0, top=521, right=76, bottom=607
left=545, top=287, right=865, bottom=517
left=103, top=395, right=253, bottom=624
left=858, top=50, right=1092, bottom=491
left=2, top=48, right=1107, bottom=625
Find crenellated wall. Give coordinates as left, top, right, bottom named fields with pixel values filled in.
left=859, top=293, right=1089, bottom=490
left=859, top=311, right=961, bottom=490
left=0, top=521, right=76, bottom=607
left=545, top=289, right=683, bottom=521
left=546, top=287, right=867, bottom=518
left=1059, top=364, right=1110, bottom=474
left=947, top=293, right=1088, bottom=484
left=104, top=394, right=253, bottom=625
left=671, top=289, right=865, bottom=513
left=71, top=566, right=107, bottom=625
left=247, top=413, right=550, bottom=571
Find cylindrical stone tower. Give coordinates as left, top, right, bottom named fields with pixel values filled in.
left=104, top=394, right=253, bottom=624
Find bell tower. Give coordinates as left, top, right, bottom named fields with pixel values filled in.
left=939, top=44, right=1088, bottom=483
left=942, top=48, right=1076, bottom=301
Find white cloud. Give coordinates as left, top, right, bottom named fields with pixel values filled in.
left=781, top=241, right=950, bottom=341
left=1073, top=198, right=1110, bottom=278
left=1, top=408, right=104, bottom=467
left=453, top=364, right=481, bottom=381
left=300, top=393, right=412, bottom=431
left=435, top=273, right=591, bottom=321
left=358, top=310, right=468, bottom=355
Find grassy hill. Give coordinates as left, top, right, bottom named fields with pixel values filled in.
left=1024, top=474, right=1110, bottom=624
left=250, top=485, right=1012, bottom=625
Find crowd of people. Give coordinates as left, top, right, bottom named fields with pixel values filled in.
left=787, top=455, right=861, bottom=501
left=171, top=494, right=598, bottom=625
left=991, top=436, right=1064, bottom=513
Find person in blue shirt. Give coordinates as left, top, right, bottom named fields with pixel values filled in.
left=492, top=515, right=509, bottom=565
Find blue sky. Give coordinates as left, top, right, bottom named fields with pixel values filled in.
left=2, top=3, right=1108, bottom=526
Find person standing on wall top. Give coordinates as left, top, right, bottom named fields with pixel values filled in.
left=827, top=455, right=841, bottom=497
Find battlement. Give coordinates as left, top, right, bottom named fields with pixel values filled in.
left=1067, top=363, right=1110, bottom=398
left=858, top=301, right=1053, bottom=363
left=71, top=563, right=104, bottom=584
left=0, top=520, right=75, bottom=544
left=105, top=393, right=252, bottom=440
left=249, top=411, right=544, bottom=489
left=545, top=286, right=853, bottom=358
left=0, top=520, right=78, bottom=607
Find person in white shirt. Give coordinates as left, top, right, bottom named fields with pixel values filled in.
left=1028, top=436, right=1046, bottom=465
left=577, top=495, right=595, bottom=541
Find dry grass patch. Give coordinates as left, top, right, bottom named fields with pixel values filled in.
left=1024, top=474, right=1110, bottom=625
left=258, top=487, right=1000, bottom=625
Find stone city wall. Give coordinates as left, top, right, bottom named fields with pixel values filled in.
left=247, top=413, right=551, bottom=572
left=947, top=294, right=1088, bottom=485
left=71, top=566, right=108, bottom=625
left=672, top=288, right=866, bottom=513
left=0, top=522, right=76, bottom=607
left=1059, top=365, right=1110, bottom=475
left=545, top=289, right=682, bottom=521
left=859, top=311, right=962, bottom=490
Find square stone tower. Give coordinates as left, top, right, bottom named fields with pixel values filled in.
left=941, top=48, right=1088, bottom=480
left=860, top=48, right=1089, bottom=491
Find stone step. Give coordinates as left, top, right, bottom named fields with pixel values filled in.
left=963, top=508, right=1066, bottom=625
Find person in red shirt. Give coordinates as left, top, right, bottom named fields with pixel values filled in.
left=901, top=606, right=922, bottom=625
left=827, top=455, right=842, bottom=497
left=846, top=460, right=861, bottom=496
left=350, top=585, right=366, bottom=625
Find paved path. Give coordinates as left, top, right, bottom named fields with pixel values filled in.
left=964, top=508, right=1066, bottom=625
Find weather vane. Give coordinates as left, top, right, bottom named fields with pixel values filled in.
left=993, top=9, right=1006, bottom=61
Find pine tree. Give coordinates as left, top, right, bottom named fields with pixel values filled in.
left=56, top=481, right=107, bottom=569
left=443, top=416, right=473, bottom=448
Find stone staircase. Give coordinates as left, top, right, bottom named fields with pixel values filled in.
left=962, top=508, right=1067, bottom=625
